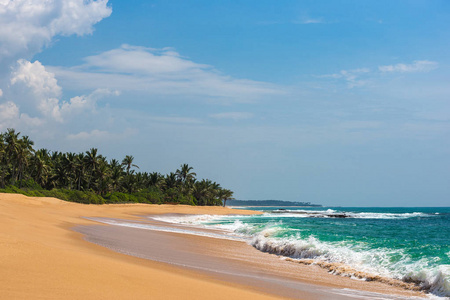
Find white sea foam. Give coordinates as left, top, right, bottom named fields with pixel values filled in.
left=150, top=214, right=226, bottom=225
left=85, top=217, right=244, bottom=241
left=245, top=223, right=450, bottom=297
left=266, top=210, right=430, bottom=220
left=90, top=213, right=450, bottom=297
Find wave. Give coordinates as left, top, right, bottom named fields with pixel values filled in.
left=249, top=224, right=450, bottom=297
left=145, top=213, right=450, bottom=297
left=267, top=209, right=431, bottom=220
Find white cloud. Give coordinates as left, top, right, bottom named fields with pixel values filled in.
left=319, top=68, right=370, bottom=88
left=66, top=128, right=137, bottom=143
left=11, top=59, right=61, bottom=119
left=209, top=112, right=254, bottom=121
left=0, top=101, right=19, bottom=121
left=0, top=0, right=111, bottom=62
left=67, top=129, right=111, bottom=140
left=317, top=60, right=438, bottom=89
left=9, top=59, right=118, bottom=123
left=0, top=100, right=43, bottom=129
left=294, top=17, right=324, bottom=24
left=0, top=0, right=113, bottom=131
left=378, top=60, right=438, bottom=73
left=49, top=44, right=282, bottom=101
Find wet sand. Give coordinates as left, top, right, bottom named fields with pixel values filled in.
left=0, top=193, right=425, bottom=299
left=77, top=216, right=426, bottom=300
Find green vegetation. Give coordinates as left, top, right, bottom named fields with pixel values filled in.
left=0, top=128, right=233, bottom=206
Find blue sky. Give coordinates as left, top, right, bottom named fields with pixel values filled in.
left=1, top=0, right=449, bottom=206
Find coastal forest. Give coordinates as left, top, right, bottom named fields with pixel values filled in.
left=0, top=128, right=233, bottom=206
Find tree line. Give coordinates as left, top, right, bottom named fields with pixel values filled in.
left=0, top=128, right=233, bottom=206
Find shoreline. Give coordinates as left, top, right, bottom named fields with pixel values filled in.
left=80, top=214, right=426, bottom=299
left=0, top=193, right=426, bottom=299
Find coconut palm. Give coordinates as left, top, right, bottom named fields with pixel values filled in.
left=15, top=135, right=34, bottom=187
left=4, top=128, right=21, bottom=185
left=0, top=133, right=8, bottom=188
left=63, top=152, right=77, bottom=190
left=30, top=149, right=51, bottom=187
left=121, top=155, right=139, bottom=175
left=95, top=157, right=111, bottom=195
left=218, top=188, right=234, bottom=207
left=148, top=172, right=165, bottom=189
left=175, top=164, right=196, bottom=184
left=74, top=153, right=86, bottom=191
left=109, top=159, right=124, bottom=192
left=84, top=148, right=101, bottom=190
left=0, top=128, right=234, bottom=207
left=164, top=172, right=178, bottom=190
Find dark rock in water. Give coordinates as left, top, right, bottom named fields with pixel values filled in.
left=269, top=210, right=350, bottom=218
left=328, top=214, right=348, bottom=218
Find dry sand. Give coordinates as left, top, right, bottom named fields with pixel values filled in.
left=0, top=193, right=425, bottom=299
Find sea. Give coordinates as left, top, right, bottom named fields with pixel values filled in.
left=152, top=207, right=450, bottom=298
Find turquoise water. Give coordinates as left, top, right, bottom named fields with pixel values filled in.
left=203, top=207, right=450, bottom=297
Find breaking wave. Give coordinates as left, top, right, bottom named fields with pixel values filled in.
left=267, top=209, right=431, bottom=219
left=248, top=224, right=450, bottom=297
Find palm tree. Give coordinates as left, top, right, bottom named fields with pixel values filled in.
left=74, top=153, right=86, bottom=191
left=15, top=135, right=34, bottom=187
left=109, top=159, right=124, bottom=192
left=63, top=152, right=77, bottom=190
left=122, top=170, right=137, bottom=194
left=193, top=179, right=218, bottom=206
left=121, top=155, right=139, bottom=175
left=218, top=188, right=234, bottom=207
left=164, top=172, right=178, bottom=190
left=84, top=148, right=100, bottom=190
left=175, top=164, right=196, bottom=184
left=95, top=157, right=111, bottom=195
left=149, top=172, right=165, bottom=189
left=4, top=128, right=21, bottom=185
left=30, top=149, right=51, bottom=187
left=0, top=133, right=8, bottom=188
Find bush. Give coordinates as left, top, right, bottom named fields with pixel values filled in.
left=14, top=179, right=43, bottom=190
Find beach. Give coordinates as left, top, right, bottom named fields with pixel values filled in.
left=0, top=193, right=425, bottom=299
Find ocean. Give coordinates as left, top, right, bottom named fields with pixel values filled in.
left=153, top=207, right=450, bottom=298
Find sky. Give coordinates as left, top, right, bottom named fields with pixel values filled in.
left=0, top=0, right=449, bottom=206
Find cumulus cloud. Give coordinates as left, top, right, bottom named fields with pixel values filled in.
left=0, top=101, right=19, bottom=121
left=49, top=44, right=281, bottom=101
left=0, top=100, right=42, bottom=129
left=0, top=0, right=111, bottom=62
left=7, top=59, right=118, bottom=124
left=0, top=0, right=113, bottom=132
left=209, top=112, right=254, bottom=120
left=378, top=60, right=438, bottom=73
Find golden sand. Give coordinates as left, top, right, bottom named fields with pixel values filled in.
left=0, top=193, right=280, bottom=300
left=0, top=193, right=425, bottom=299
